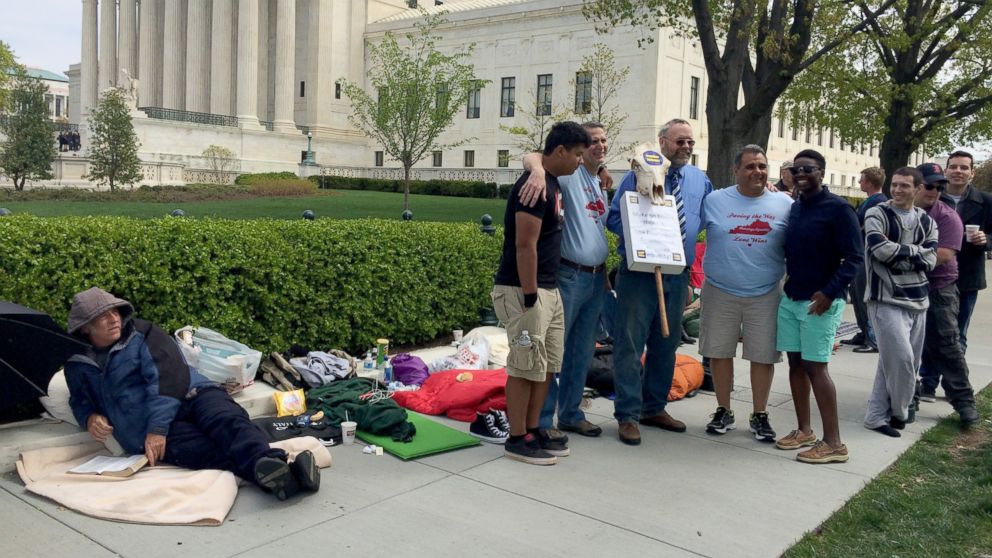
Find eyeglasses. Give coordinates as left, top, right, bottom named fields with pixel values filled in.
left=664, top=138, right=695, bottom=147
left=924, top=183, right=946, bottom=191
left=788, top=165, right=820, bottom=175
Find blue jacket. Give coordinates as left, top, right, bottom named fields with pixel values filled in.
left=66, top=319, right=212, bottom=455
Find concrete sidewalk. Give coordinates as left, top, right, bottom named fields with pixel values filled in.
left=2, top=285, right=990, bottom=558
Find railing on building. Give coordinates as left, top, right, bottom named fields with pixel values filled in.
left=139, top=106, right=239, bottom=128
left=53, top=122, right=80, bottom=133
left=259, top=120, right=274, bottom=132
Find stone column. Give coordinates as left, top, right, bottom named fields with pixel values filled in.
left=255, top=0, right=269, bottom=122
left=236, top=0, right=261, bottom=128
left=271, top=0, right=296, bottom=133
left=209, top=0, right=234, bottom=115
left=185, top=0, right=211, bottom=113
left=81, top=0, right=99, bottom=116
left=118, top=0, right=137, bottom=84
left=162, top=0, right=186, bottom=109
left=98, top=0, right=118, bottom=91
left=137, top=0, right=158, bottom=107
left=305, top=0, right=334, bottom=136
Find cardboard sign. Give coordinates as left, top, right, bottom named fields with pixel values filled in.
left=619, top=190, right=687, bottom=274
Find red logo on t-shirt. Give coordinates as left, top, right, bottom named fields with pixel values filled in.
left=729, top=219, right=772, bottom=235
left=585, top=198, right=606, bottom=216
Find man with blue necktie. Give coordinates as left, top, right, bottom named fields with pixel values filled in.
left=606, top=119, right=713, bottom=445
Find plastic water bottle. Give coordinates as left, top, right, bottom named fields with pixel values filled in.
left=363, top=352, right=374, bottom=373
left=383, top=358, right=393, bottom=383
left=517, top=330, right=532, bottom=348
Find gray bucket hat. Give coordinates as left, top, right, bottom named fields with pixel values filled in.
left=67, top=287, right=134, bottom=334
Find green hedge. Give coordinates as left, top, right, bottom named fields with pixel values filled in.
left=0, top=216, right=502, bottom=355
left=312, top=175, right=507, bottom=199
left=235, top=171, right=299, bottom=185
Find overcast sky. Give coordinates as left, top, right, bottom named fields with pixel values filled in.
left=1, top=1, right=81, bottom=76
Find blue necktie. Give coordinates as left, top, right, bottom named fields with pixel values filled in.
left=668, top=169, right=687, bottom=244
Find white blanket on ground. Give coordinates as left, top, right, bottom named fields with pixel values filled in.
left=16, top=437, right=331, bottom=526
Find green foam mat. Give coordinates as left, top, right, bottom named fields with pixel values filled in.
left=355, top=412, right=481, bottom=460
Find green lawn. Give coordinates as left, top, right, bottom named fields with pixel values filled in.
left=0, top=190, right=507, bottom=223
left=785, top=387, right=992, bottom=558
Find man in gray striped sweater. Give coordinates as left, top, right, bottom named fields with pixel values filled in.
left=863, top=167, right=938, bottom=437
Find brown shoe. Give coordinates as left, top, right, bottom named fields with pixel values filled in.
left=775, top=429, right=817, bottom=450
left=639, top=411, right=686, bottom=432
left=618, top=421, right=641, bottom=445
left=796, top=441, right=849, bottom=464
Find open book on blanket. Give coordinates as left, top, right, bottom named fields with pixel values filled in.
left=68, top=454, right=149, bottom=477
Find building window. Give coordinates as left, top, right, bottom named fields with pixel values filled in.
left=299, top=81, right=305, bottom=98
left=840, top=175, right=846, bottom=187
left=778, top=117, right=785, bottom=138
left=791, top=125, right=798, bottom=141
left=497, top=149, right=510, bottom=168
left=464, top=150, right=475, bottom=167
left=536, top=74, right=553, bottom=116
left=689, top=76, right=700, bottom=120
left=870, top=144, right=875, bottom=157
left=691, top=154, right=699, bottom=167
left=830, top=173, right=835, bottom=185
left=55, top=97, right=62, bottom=117
left=574, top=71, right=592, bottom=114
left=466, top=85, right=481, bottom=119
left=435, top=83, right=448, bottom=110
left=335, top=82, right=341, bottom=99
left=829, top=130, right=835, bottom=148
left=432, top=151, right=442, bottom=167
left=500, top=77, right=515, bottom=117
left=817, top=128, right=823, bottom=146
left=805, top=126, right=812, bottom=143
left=407, top=0, right=418, bottom=7
left=839, top=138, right=845, bottom=151
left=374, top=151, right=384, bottom=167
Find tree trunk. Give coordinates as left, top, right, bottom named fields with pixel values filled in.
left=878, top=95, right=918, bottom=197
left=703, top=94, right=774, bottom=189
left=14, top=175, right=25, bottom=191
left=403, top=164, right=411, bottom=211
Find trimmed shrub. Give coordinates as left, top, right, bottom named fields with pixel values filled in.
left=312, top=175, right=506, bottom=199
left=248, top=179, right=317, bottom=197
left=235, top=171, right=299, bottom=185
left=0, top=215, right=502, bottom=355
left=1, top=183, right=252, bottom=202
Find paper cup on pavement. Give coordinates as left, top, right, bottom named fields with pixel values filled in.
left=341, top=421, right=357, bottom=445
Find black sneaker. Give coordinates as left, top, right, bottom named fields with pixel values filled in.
left=470, top=412, right=508, bottom=444
left=488, top=409, right=511, bottom=433
left=537, top=429, right=570, bottom=457
left=705, top=406, right=736, bottom=434
left=254, top=457, right=299, bottom=501
left=504, top=434, right=557, bottom=465
left=749, top=411, right=776, bottom=443
left=959, top=406, right=979, bottom=429
left=919, top=386, right=937, bottom=403
left=289, top=450, right=321, bottom=492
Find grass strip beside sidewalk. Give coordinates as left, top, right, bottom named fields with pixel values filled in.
left=785, top=387, right=992, bottom=558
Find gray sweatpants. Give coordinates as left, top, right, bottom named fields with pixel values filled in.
left=864, top=302, right=926, bottom=428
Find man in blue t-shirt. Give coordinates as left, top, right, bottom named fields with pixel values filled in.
left=606, top=119, right=713, bottom=446
left=521, top=122, right=611, bottom=439
left=492, top=121, right=590, bottom=466
left=698, top=145, right=793, bottom=443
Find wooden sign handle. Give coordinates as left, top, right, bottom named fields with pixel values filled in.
left=655, top=266, right=669, bottom=338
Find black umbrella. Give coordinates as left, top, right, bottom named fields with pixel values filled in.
left=0, top=301, right=88, bottom=409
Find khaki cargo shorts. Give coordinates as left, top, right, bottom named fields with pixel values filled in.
left=491, top=285, right=564, bottom=382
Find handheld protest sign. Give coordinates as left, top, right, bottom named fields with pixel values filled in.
left=620, top=144, right=685, bottom=337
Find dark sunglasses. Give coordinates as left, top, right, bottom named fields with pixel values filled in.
left=788, top=165, right=820, bottom=175
left=666, top=138, right=695, bottom=147
left=924, top=183, right=946, bottom=191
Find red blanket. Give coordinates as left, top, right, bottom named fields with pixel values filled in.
left=392, top=368, right=507, bottom=422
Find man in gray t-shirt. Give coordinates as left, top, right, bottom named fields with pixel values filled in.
left=521, top=121, right=611, bottom=438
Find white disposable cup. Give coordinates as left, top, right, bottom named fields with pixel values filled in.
left=453, top=329, right=464, bottom=343
left=341, top=421, right=357, bottom=445
left=966, top=224, right=980, bottom=239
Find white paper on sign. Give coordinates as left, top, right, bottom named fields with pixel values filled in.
left=619, top=190, right=687, bottom=274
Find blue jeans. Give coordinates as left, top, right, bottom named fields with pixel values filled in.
left=958, top=289, right=978, bottom=352
left=540, top=265, right=605, bottom=429
left=612, top=265, right=689, bottom=423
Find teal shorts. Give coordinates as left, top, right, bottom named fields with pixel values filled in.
left=775, top=294, right=845, bottom=363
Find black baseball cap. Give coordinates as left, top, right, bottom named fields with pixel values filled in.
left=917, top=163, right=947, bottom=184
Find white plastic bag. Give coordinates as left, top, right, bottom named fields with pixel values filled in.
left=429, top=337, right=490, bottom=373
left=176, top=326, right=262, bottom=388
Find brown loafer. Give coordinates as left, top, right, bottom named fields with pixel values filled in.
left=618, top=421, right=641, bottom=445
left=639, top=411, right=687, bottom=433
